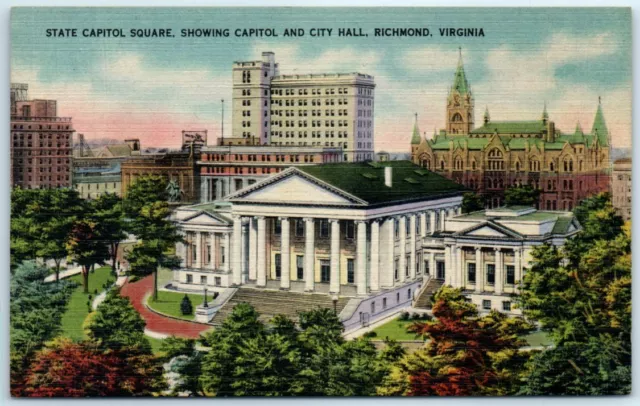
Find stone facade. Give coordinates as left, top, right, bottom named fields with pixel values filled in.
left=612, top=158, right=632, bottom=221
left=411, top=51, right=611, bottom=210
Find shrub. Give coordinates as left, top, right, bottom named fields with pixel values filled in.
left=399, top=311, right=410, bottom=321
left=363, top=331, right=377, bottom=338
left=180, top=295, right=193, bottom=316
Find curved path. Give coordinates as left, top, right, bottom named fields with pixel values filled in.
left=120, top=274, right=212, bottom=339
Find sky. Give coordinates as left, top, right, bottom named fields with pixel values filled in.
left=10, top=7, right=632, bottom=151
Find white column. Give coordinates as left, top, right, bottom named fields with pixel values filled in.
left=399, top=216, right=407, bottom=283
left=420, top=212, right=427, bottom=238
left=515, top=248, right=522, bottom=293
left=370, top=220, right=380, bottom=292
left=208, top=233, right=216, bottom=270
left=495, top=248, right=503, bottom=295
left=304, top=218, right=315, bottom=291
left=475, top=247, right=483, bottom=293
left=249, top=217, right=258, bottom=280
left=444, top=245, right=451, bottom=285
left=440, top=208, right=446, bottom=231
left=200, top=181, right=207, bottom=204
left=329, top=219, right=341, bottom=294
left=232, top=216, right=242, bottom=285
left=257, top=216, right=267, bottom=287
left=457, top=206, right=462, bottom=215
left=409, top=214, right=417, bottom=280
left=195, top=232, right=203, bottom=269
left=456, top=246, right=464, bottom=288
left=280, top=217, right=290, bottom=290
left=429, top=251, right=435, bottom=277
left=430, top=210, right=436, bottom=234
left=382, top=217, right=395, bottom=288
left=224, top=233, right=231, bottom=273
left=356, top=220, right=367, bottom=296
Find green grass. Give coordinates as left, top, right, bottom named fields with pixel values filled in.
left=146, top=290, right=206, bottom=321
left=524, top=330, right=553, bottom=347
left=59, top=266, right=115, bottom=341
left=147, top=336, right=166, bottom=356
left=370, top=318, right=423, bottom=341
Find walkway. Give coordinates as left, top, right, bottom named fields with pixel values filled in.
left=92, top=275, right=128, bottom=310
left=44, top=265, right=83, bottom=283
left=120, top=274, right=213, bottom=339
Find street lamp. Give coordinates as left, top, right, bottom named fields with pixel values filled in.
left=332, top=295, right=339, bottom=315
left=203, top=287, right=209, bottom=308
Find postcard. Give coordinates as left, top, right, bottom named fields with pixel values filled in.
left=9, top=7, right=631, bottom=397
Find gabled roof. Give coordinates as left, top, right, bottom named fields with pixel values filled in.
left=228, top=161, right=466, bottom=207
left=470, top=120, right=547, bottom=135
left=453, top=220, right=524, bottom=240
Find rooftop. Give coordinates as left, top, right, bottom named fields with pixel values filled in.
left=298, top=160, right=466, bottom=205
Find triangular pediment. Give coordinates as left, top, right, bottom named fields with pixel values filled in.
left=227, top=170, right=364, bottom=206
left=467, top=225, right=509, bottom=237
left=182, top=211, right=230, bottom=226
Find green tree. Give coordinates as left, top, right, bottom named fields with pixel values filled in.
left=378, top=286, right=533, bottom=396
left=504, top=185, right=541, bottom=207
left=127, top=201, right=182, bottom=300
left=124, top=175, right=169, bottom=221
left=10, top=261, right=75, bottom=394
left=66, top=219, right=110, bottom=293
left=86, top=289, right=152, bottom=354
left=461, top=191, right=484, bottom=213
left=180, top=294, right=193, bottom=315
left=516, top=195, right=631, bottom=395
left=90, top=193, right=127, bottom=275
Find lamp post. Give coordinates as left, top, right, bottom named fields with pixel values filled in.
left=203, top=287, right=208, bottom=308
left=332, top=295, right=339, bottom=315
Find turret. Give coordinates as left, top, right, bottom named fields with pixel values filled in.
left=446, top=47, right=474, bottom=134
left=483, top=106, right=490, bottom=124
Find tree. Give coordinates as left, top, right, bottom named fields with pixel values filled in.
left=127, top=201, right=182, bottom=300
left=516, top=221, right=631, bottom=395
left=504, top=185, right=541, bottom=207
left=461, top=191, right=484, bottom=213
left=86, top=289, right=152, bottom=354
left=378, top=286, right=533, bottom=396
left=66, top=219, right=110, bottom=293
left=160, top=337, right=205, bottom=396
left=18, top=338, right=165, bottom=397
left=90, top=193, right=127, bottom=275
left=180, top=294, right=193, bottom=315
left=10, top=261, right=75, bottom=394
left=124, top=175, right=169, bottom=221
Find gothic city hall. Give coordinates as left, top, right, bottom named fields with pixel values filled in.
left=411, top=51, right=611, bottom=210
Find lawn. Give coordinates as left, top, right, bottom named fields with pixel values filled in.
left=147, top=336, right=166, bottom=355
left=146, top=290, right=207, bottom=321
left=59, top=266, right=115, bottom=341
left=370, top=318, right=423, bottom=341
left=524, top=330, right=553, bottom=347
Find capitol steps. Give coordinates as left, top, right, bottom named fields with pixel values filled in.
left=210, top=288, right=350, bottom=325
left=413, top=278, right=444, bottom=309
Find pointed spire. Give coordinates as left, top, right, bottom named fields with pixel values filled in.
left=450, top=47, right=470, bottom=95
left=542, top=102, right=549, bottom=123
left=411, top=112, right=421, bottom=145
left=483, top=106, right=490, bottom=124
left=591, top=97, right=609, bottom=146
left=575, top=122, right=583, bottom=135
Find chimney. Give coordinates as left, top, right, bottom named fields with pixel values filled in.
left=384, top=167, right=393, bottom=187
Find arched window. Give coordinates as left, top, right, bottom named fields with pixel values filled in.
left=579, top=160, right=583, bottom=171
left=515, top=161, right=520, bottom=171
left=451, top=113, right=463, bottom=122
left=472, top=161, right=477, bottom=170
left=529, top=160, right=540, bottom=172
left=454, top=156, right=463, bottom=170
left=487, top=148, right=504, bottom=171
left=440, top=160, right=445, bottom=171
left=550, top=162, right=555, bottom=172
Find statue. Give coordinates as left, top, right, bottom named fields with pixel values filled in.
left=166, top=180, right=182, bottom=202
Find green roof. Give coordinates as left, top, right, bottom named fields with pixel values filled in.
left=298, top=161, right=466, bottom=206
left=551, top=214, right=575, bottom=234
left=470, top=120, right=547, bottom=135
left=411, top=114, right=422, bottom=145
left=450, top=51, right=471, bottom=95
left=591, top=102, right=609, bottom=146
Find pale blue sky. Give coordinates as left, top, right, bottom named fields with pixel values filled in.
left=11, top=7, right=632, bottom=150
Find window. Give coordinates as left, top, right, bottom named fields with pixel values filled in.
left=406, top=219, right=411, bottom=236
left=295, top=220, right=304, bottom=237
left=275, top=253, right=282, bottom=278
left=482, top=300, right=491, bottom=310
left=416, top=253, right=422, bottom=275
left=296, top=255, right=304, bottom=280
left=436, top=261, right=445, bottom=280
left=215, top=277, right=221, bottom=286
left=347, top=259, right=355, bottom=283
left=487, top=264, right=496, bottom=285
left=371, top=301, right=376, bottom=314
left=382, top=298, right=387, bottom=309
left=394, top=219, right=399, bottom=238
left=502, top=301, right=511, bottom=311
left=320, top=260, right=330, bottom=282
left=396, top=292, right=400, bottom=303
left=424, top=260, right=430, bottom=275
left=346, top=221, right=355, bottom=239
left=394, top=259, right=399, bottom=280
left=186, top=274, right=193, bottom=284
left=320, top=219, right=329, bottom=238
left=407, top=289, right=412, bottom=300
left=506, top=265, right=515, bottom=285
left=405, top=255, right=410, bottom=277
left=467, top=263, right=477, bottom=283
left=274, top=218, right=282, bottom=235
left=200, top=275, right=207, bottom=284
